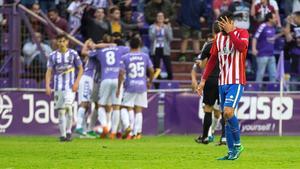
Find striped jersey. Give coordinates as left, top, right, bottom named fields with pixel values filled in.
left=47, top=49, right=82, bottom=91
left=202, top=28, right=249, bottom=85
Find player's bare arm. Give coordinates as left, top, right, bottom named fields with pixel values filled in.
left=147, top=67, right=155, bottom=89
left=45, top=68, right=52, bottom=96
left=73, top=64, right=83, bottom=92
left=116, top=69, right=125, bottom=98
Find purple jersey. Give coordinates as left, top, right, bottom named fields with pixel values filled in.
left=82, top=57, right=97, bottom=78
left=121, top=51, right=153, bottom=93
left=47, top=49, right=82, bottom=91
left=92, top=46, right=129, bottom=80
left=254, top=23, right=276, bottom=56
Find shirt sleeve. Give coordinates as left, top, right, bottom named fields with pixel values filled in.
left=228, top=29, right=249, bottom=52
left=254, top=23, right=265, bottom=39
left=47, top=53, right=54, bottom=68
left=73, top=50, right=82, bottom=67
left=199, top=42, right=211, bottom=60
left=202, top=41, right=218, bottom=80
left=88, top=49, right=98, bottom=58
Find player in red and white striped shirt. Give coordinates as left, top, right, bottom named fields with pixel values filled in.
left=197, top=11, right=249, bottom=160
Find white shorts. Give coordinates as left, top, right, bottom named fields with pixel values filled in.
left=99, top=79, right=123, bottom=105
left=91, top=81, right=100, bottom=103
left=121, top=92, right=148, bottom=108
left=54, top=90, right=75, bottom=109
left=78, top=75, right=94, bottom=103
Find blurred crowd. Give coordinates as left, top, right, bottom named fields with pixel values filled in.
left=0, top=0, right=299, bottom=89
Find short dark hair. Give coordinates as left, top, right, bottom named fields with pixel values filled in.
left=213, top=21, right=221, bottom=34
left=109, top=6, right=120, bottom=14
left=129, top=37, right=141, bottom=49
left=56, top=33, right=68, bottom=40
left=264, top=12, right=274, bottom=22
left=48, top=8, right=58, bottom=14
left=217, top=11, right=234, bottom=22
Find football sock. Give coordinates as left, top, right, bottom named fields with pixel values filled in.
left=120, top=108, right=130, bottom=129
left=111, top=110, right=120, bottom=133
left=134, top=112, right=143, bottom=135
left=221, top=113, right=226, bottom=138
left=211, top=116, right=219, bottom=135
left=66, top=105, right=73, bottom=134
left=202, top=112, right=212, bottom=139
left=129, top=110, right=135, bottom=135
left=87, top=109, right=97, bottom=131
left=107, top=111, right=112, bottom=131
left=227, top=115, right=241, bottom=145
left=58, top=109, right=66, bottom=137
left=76, top=107, right=86, bottom=129
left=129, top=110, right=134, bottom=129
left=225, top=122, right=234, bottom=152
left=97, top=107, right=107, bottom=127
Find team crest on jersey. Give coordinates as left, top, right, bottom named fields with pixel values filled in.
left=220, top=45, right=233, bottom=55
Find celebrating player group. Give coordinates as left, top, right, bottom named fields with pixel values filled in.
left=45, top=33, right=156, bottom=141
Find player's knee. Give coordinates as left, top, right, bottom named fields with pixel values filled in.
left=203, top=105, right=213, bottom=112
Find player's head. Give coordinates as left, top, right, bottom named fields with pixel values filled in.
left=217, top=11, right=234, bottom=35
left=156, top=12, right=165, bottom=24
left=56, top=34, right=69, bottom=51
left=102, top=34, right=113, bottom=43
left=129, top=36, right=141, bottom=49
left=265, top=12, right=277, bottom=25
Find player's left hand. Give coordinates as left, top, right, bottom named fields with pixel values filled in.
left=72, top=82, right=79, bottom=92
left=218, top=16, right=235, bottom=33
left=197, top=81, right=205, bottom=96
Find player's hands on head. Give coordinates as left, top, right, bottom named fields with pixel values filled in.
left=46, top=86, right=52, bottom=96
left=197, top=80, right=205, bottom=96
left=218, top=16, right=235, bottom=33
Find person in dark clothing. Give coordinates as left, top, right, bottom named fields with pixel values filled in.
left=191, top=22, right=226, bottom=145
left=81, top=7, right=111, bottom=43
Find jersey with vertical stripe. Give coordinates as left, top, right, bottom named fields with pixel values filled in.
left=202, top=28, right=249, bottom=85
left=47, top=49, right=82, bottom=91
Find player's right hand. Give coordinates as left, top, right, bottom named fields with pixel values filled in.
left=197, top=81, right=205, bottom=96
left=46, top=86, right=52, bottom=96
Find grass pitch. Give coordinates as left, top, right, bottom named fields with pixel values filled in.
left=0, top=135, right=299, bottom=169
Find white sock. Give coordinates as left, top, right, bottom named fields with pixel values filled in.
left=134, top=112, right=143, bottom=135
left=129, top=110, right=134, bottom=135
left=107, top=111, right=112, bottom=131
left=98, top=107, right=107, bottom=127
left=58, top=109, right=66, bottom=137
left=76, top=107, right=86, bottom=129
left=66, top=105, right=73, bottom=134
left=120, top=108, right=130, bottom=129
left=111, top=110, right=120, bottom=133
left=129, top=110, right=134, bottom=129
left=211, top=116, right=220, bottom=135
left=88, top=109, right=98, bottom=131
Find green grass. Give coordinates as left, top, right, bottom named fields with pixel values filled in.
left=0, top=135, right=300, bottom=169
